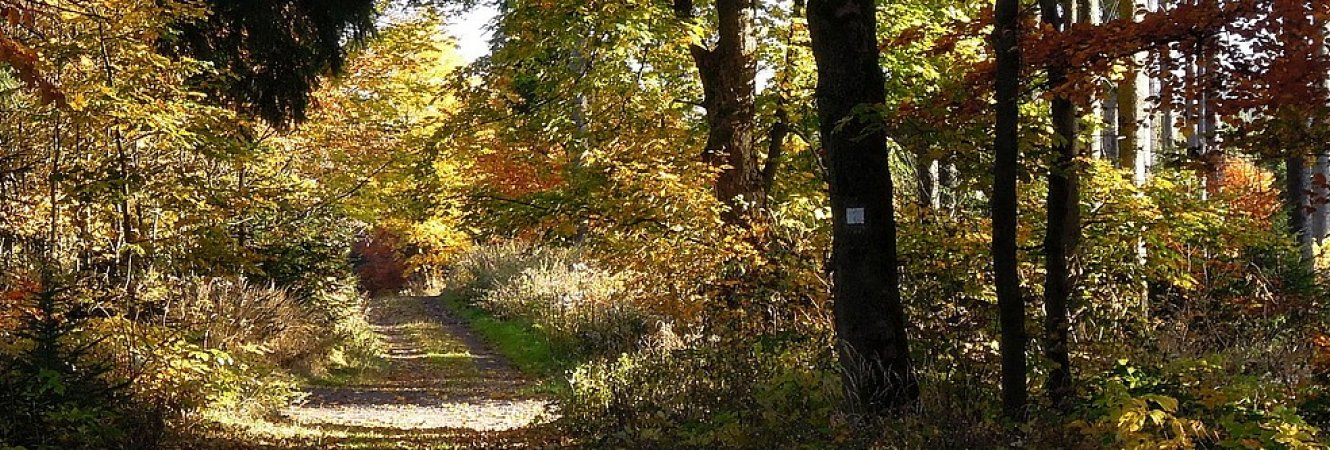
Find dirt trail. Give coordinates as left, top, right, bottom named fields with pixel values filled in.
left=219, top=295, right=560, bottom=449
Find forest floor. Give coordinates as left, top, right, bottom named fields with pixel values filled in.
left=192, top=295, right=563, bottom=449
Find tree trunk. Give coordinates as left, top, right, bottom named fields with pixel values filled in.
left=918, top=154, right=939, bottom=209
left=762, top=107, right=789, bottom=194
left=993, top=0, right=1027, bottom=420
left=1101, top=85, right=1119, bottom=160
left=938, top=159, right=956, bottom=211
left=678, top=0, right=763, bottom=224
left=1313, top=152, right=1329, bottom=248
left=1040, top=0, right=1077, bottom=409
left=1288, top=156, right=1314, bottom=262
left=1275, top=0, right=1320, bottom=264
left=1315, top=19, right=1330, bottom=252
left=1159, top=47, right=1175, bottom=155
left=807, top=0, right=919, bottom=410
left=1116, top=0, right=1146, bottom=177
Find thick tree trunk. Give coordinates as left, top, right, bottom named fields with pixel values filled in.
left=1274, top=0, right=1315, bottom=263
left=678, top=0, right=763, bottom=224
left=1040, top=0, right=1077, bottom=409
left=993, top=0, right=1027, bottom=420
left=807, top=0, right=919, bottom=410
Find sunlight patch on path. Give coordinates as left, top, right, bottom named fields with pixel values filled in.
left=283, top=399, right=553, bottom=431
left=249, top=295, right=559, bottom=448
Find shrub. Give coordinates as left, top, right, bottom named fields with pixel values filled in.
left=448, top=241, right=573, bottom=297
left=161, top=277, right=315, bottom=365
left=1071, top=358, right=1324, bottom=449
left=478, top=260, right=647, bottom=357
left=559, top=327, right=845, bottom=449
left=0, top=275, right=154, bottom=449
left=448, top=242, right=651, bottom=358
left=123, top=275, right=379, bottom=436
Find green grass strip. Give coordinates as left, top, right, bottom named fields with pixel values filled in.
left=434, top=292, right=569, bottom=393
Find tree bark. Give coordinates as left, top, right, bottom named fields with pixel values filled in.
left=1040, top=0, right=1077, bottom=410
left=1274, top=0, right=1315, bottom=263
left=918, top=154, right=939, bottom=209
left=1116, top=0, right=1143, bottom=176
left=762, top=107, right=789, bottom=194
left=1288, top=156, right=1314, bottom=262
left=807, top=0, right=919, bottom=410
left=677, top=0, right=764, bottom=224
left=1101, top=85, right=1119, bottom=160
left=993, top=0, right=1027, bottom=420
left=1313, top=152, right=1329, bottom=247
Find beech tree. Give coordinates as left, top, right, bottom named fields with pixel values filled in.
left=807, top=0, right=918, bottom=409
left=674, top=0, right=765, bottom=223
left=992, top=0, right=1026, bottom=420
left=1040, top=0, right=1077, bottom=408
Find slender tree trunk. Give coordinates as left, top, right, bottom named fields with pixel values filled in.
left=1040, top=0, right=1077, bottom=409
left=807, top=0, right=919, bottom=410
left=993, top=0, right=1027, bottom=420
left=1200, top=44, right=1222, bottom=193
left=1315, top=20, right=1330, bottom=252
left=677, top=0, right=763, bottom=224
left=1288, top=156, right=1314, bottom=262
left=1102, top=85, right=1119, bottom=160
left=918, top=154, right=939, bottom=209
left=762, top=107, right=789, bottom=194
left=1313, top=152, right=1329, bottom=248
left=569, top=45, right=591, bottom=240
left=938, top=160, right=956, bottom=211
left=1159, top=47, right=1175, bottom=155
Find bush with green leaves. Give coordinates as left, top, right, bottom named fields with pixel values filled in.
left=0, top=271, right=385, bottom=447
left=1071, top=358, right=1323, bottom=449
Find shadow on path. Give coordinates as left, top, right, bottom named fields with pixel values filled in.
left=190, top=295, right=563, bottom=449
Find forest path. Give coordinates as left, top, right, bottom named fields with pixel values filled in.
left=225, top=295, right=559, bottom=449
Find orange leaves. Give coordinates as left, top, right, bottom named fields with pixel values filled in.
left=1024, top=0, right=1257, bottom=90
left=471, top=151, right=566, bottom=198
left=0, top=3, right=66, bottom=106
left=0, top=276, right=39, bottom=334
left=352, top=227, right=409, bottom=295
left=1314, top=333, right=1330, bottom=376
left=0, top=34, right=63, bottom=106
left=1214, top=158, right=1280, bottom=223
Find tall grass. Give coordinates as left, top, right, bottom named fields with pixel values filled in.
left=446, top=242, right=651, bottom=359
